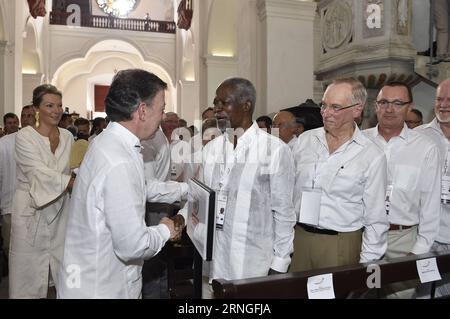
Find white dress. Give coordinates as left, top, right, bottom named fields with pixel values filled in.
left=9, top=126, right=73, bottom=298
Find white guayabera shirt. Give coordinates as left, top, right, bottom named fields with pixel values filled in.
left=202, top=122, right=296, bottom=281
left=415, top=119, right=450, bottom=244
left=0, top=132, right=17, bottom=216
left=293, top=126, right=390, bottom=263
left=58, top=122, right=171, bottom=299
left=364, top=125, right=441, bottom=254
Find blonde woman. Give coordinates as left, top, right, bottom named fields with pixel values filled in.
left=9, top=84, right=74, bottom=298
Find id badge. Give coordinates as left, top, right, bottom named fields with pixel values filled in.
left=442, top=176, right=450, bottom=204
left=385, top=185, right=393, bottom=215
left=171, top=164, right=177, bottom=177
left=216, top=191, right=228, bottom=230
left=299, top=188, right=321, bottom=226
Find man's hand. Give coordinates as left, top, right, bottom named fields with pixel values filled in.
left=159, top=217, right=178, bottom=240
left=170, top=215, right=185, bottom=242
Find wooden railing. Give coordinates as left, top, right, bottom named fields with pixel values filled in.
left=49, top=11, right=176, bottom=34
left=212, top=251, right=450, bottom=299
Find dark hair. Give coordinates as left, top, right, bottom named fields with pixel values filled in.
left=105, top=69, right=167, bottom=122
left=383, top=81, right=414, bottom=103
left=220, top=77, right=256, bottom=113
left=60, top=113, right=71, bottom=121
left=410, top=108, right=423, bottom=120
left=74, top=117, right=90, bottom=127
left=32, top=84, right=62, bottom=107
left=22, top=105, right=33, bottom=111
left=3, top=113, right=18, bottom=125
left=90, top=117, right=106, bottom=136
left=256, top=115, right=272, bottom=128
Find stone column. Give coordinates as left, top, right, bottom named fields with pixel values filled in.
left=257, top=0, right=317, bottom=115
left=0, top=40, right=6, bottom=117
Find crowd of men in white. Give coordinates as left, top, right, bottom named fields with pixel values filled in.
left=0, top=70, right=449, bottom=299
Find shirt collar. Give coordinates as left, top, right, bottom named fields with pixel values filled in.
left=428, top=117, right=444, bottom=135
left=226, top=121, right=259, bottom=150
left=107, top=122, right=141, bottom=153
left=314, top=124, right=365, bottom=147
left=374, top=123, right=410, bottom=143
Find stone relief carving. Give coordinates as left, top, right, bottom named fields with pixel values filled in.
left=397, top=0, right=409, bottom=35
left=322, top=1, right=353, bottom=51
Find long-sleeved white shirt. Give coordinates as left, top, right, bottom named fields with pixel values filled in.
left=202, top=122, right=296, bottom=281
left=141, top=128, right=188, bottom=203
left=364, top=125, right=441, bottom=254
left=416, top=118, right=450, bottom=244
left=58, top=122, right=170, bottom=299
left=293, top=126, right=389, bottom=263
left=0, top=133, right=17, bottom=215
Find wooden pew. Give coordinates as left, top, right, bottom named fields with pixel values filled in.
left=212, top=251, right=450, bottom=299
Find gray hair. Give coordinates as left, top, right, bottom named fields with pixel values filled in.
left=220, top=77, right=256, bottom=113
left=332, top=78, right=368, bottom=107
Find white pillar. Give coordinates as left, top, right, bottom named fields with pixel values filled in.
left=0, top=40, right=6, bottom=117
left=257, top=0, right=317, bottom=114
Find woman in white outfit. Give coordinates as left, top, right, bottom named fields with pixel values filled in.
left=9, top=84, right=74, bottom=298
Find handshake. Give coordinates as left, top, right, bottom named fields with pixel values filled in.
left=159, top=214, right=186, bottom=242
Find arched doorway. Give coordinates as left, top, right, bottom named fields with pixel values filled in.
left=51, top=39, right=176, bottom=119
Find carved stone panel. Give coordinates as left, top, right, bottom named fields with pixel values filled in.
left=321, top=1, right=353, bottom=51
left=363, top=0, right=385, bottom=38
left=396, top=0, right=409, bottom=35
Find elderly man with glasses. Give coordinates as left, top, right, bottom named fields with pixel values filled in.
left=290, top=78, right=389, bottom=272
left=363, top=82, right=441, bottom=298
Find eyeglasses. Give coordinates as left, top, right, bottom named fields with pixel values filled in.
left=375, top=100, right=411, bottom=109
left=319, top=102, right=359, bottom=113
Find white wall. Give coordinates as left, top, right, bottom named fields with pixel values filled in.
left=412, top=81, right=437, bottom=123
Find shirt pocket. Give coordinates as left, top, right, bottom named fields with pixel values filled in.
left=393, top=165, right=420, bottom=190
left=331, top=165, right=364, bottom=201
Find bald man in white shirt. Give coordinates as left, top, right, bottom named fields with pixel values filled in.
left=272, top=111, right=298, bottom=150
left=201, top=77, right=296, bottom=282
left=415, top=78, right=450, bottom=298
left=291, top=78, right=389, bottom=272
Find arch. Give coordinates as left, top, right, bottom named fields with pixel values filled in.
left=51, top=36, right=176, bottom=86
left=22, top=19, right=41, bottom=74
left=51, top=39, right=177, bottom=117
left=52, top=39, right=174, bottom=89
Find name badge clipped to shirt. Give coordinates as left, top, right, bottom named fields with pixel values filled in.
left=299, top=188, right=321, bottom=226
left=171, top=164, right=177, bottom=178
left=385, top=185, right=393, bottom=215
left=442, top=175, right=450, bottom=204
left=216, top=190, right=228, bottom=230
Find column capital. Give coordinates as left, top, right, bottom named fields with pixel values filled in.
left=257, top=0, right=317, bottom=22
